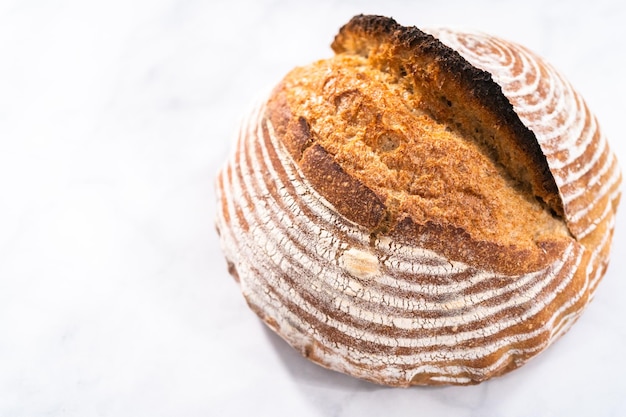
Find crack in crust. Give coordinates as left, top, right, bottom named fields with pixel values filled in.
left=332, top=15, right=563, bottom=218
left=265, top=16, right=576, bottom=274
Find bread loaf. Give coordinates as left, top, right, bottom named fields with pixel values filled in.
left=215, top=15, right=622, bottom=386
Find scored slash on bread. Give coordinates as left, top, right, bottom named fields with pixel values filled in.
left=215, top=15, right=621, bottom=385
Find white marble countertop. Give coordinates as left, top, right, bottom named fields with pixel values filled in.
left=1, top=0, right=625, bottom=415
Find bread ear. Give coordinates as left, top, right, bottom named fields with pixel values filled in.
left=332, top=15, right=563, bottom=218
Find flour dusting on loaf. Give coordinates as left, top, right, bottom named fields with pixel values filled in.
left=215, top=15, right=621, bottom=386
left=429, top=28, right=622, bottom=243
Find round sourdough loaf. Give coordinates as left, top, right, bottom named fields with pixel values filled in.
left=215, top=15, right=622, bottom=385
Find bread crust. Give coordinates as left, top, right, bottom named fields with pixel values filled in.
left=267, top=16, right=573, bottom=275
left=332, top=15, right=562, bottom=216
left=427, top=26, right=622, bottom=242
left=215, top=15, right=621, bottom=386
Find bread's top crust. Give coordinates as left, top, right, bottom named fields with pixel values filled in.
left=331, top=15, right=563, bottom=213
left=266, top=15, right=575, bottom=274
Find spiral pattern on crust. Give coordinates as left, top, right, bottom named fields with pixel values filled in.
left=214, top=97, right=609, bottom=385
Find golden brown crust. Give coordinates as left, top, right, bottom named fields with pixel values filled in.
left=266, top=16, right=574, bottom=274
left=332, top=15, right=562, bottom=216
left=300, top=143, right=387, bottom=229
left=389, top=216, right=569, bottom=276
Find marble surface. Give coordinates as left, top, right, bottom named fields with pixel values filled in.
left=1, top=0, right=625, bottom=415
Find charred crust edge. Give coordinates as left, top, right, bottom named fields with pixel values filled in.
left=262, top=16, right=571, bottom=273
left=332, top=14, right=562, bottom=217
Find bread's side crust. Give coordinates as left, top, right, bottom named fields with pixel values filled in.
left=215, top=98, right=593, bottom=386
